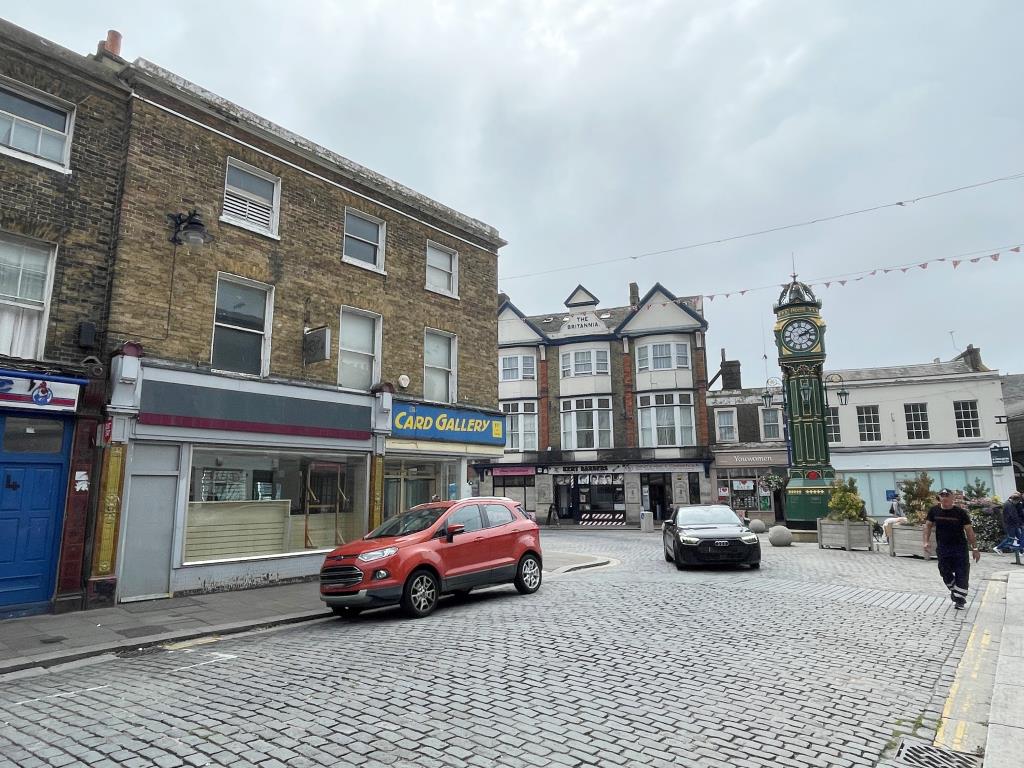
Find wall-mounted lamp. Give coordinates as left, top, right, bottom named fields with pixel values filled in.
left=823, top=373, right=850, bottom=407
left=762, top=376, right=784, bottom=410
left=167, top=209, right=213, bottom=249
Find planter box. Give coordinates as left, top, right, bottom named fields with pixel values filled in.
left=817, top=518, right=875, bottom=551
left=889, top=524, right=935, bottom=560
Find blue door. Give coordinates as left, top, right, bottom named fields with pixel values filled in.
left=0, top=414, right=72, bottom=611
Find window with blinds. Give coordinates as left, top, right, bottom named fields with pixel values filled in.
left=222, top=159, right=280, bottom=234
left=0, top=233, right=51, bottom=359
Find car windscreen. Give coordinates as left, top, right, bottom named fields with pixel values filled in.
left=675, top=507, right=741, bottom=526
left=366, top=506, right=446, bottom=538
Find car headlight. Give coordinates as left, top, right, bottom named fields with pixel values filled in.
left=678, top=534, right=700, bottom=545
left=358, top=546, right=398, bottom=562
left=740, top=533, right=759, bottom=544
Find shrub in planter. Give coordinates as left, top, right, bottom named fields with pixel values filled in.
left=818, top=479, right=873, bottom=551
left=827, top=478, right=866, bottom=521
left=898, top=472, right=935, bottom=525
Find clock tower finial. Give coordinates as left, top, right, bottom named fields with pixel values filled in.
left=772, top=271, right=835, bottom=526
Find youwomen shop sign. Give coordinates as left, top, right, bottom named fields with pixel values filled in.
left=392, top=402, right=505, bottom=446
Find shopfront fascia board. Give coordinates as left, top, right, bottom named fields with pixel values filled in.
left=386, top=438, right=505, bottom=457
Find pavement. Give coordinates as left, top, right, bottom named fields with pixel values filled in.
left=983, top=569, right=1024, bottom=767
left=0, top=549, right=609, bottom=676
left=0, top=531, right=1018, bottom=768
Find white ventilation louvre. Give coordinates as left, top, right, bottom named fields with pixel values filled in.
left=223, top=190, right=274, bottom=231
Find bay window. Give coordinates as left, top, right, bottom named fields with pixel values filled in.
left=636, top=341, right=690, bottom=372
left=560, top=348, right=610, bottom=377
left=638, top=393, right=695, bottom=447
left=501, top=354, right=536, bottom=382
left=560, top=397, right=612, bottom=450
left=502, top=401, right=538, bottom=451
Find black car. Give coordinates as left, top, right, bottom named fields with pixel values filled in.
left=662, top=504, right=761, bottom=569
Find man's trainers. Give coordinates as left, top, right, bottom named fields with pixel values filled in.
left=953, top=601, right=965, bottom=610
left=993, top=547, right=1005, bottom=555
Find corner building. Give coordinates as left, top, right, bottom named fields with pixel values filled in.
left=94, top=53, right=504, bottom=603
left=477, top=283, right=713, bottom=525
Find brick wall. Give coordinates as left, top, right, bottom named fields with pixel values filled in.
left=0, top=28, right=128, bottom=370
left=609, top=341, right=628, bottom=448
left=544, top=351, right=561, bottom=450
left=694, top=345, right=710, bottom=446
left=109, top=86, right=501, bottom=409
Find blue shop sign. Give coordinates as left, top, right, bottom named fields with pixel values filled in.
left=392, top=402, right=505, bottom=446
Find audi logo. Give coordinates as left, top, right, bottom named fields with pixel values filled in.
left=714, top=540, right=730, bottom=547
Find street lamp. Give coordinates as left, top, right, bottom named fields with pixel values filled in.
left=823, top=373, right=850, bottom=407
left=762, top=376, right=783, bottom=409
left=168, top=209, right=213, bottom=249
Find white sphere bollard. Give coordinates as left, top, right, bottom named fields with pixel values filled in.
left=768, top=525, right=793, bottom=547
left=748, top=519, right=767, bottom=534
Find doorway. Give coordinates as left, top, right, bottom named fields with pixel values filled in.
left=641, top=473, right=672, bottom=521
left=0, top=414, right=72, bottom=611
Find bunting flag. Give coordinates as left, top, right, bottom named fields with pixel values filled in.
left=648, top=243, right=1024, bottom=305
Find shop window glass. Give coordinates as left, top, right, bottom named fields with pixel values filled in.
left=185, top=449, right=368, bottom=563
left=2, top=417, right=63, bottom=453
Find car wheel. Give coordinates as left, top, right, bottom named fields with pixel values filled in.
left=514, top=553, right=543, bottom=595
left=401, top=569, right=440, bottom=618
left=664, top=540, right=673, bottom=562
left=674, top=543, right=687, bottom=571
left=331, top=606, right=362, bottom=619
left=749, top=562, right=761, bottom=570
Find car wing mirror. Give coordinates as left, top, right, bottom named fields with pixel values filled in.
left=446, top=523, right=465, bottom=543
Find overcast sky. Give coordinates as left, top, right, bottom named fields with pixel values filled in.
left=10, top=2, right=1024, bottom=382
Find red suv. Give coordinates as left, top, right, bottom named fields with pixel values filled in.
left=320, top=497, right=543, bottom=618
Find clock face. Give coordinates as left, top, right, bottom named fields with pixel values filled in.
left=782, top=319, right=819, bottom=352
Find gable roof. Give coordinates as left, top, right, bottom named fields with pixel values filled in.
left=826, top=360, right=978, bottom=382
left=613, top=282, right=708, bottom=334
left=564, top=285, right=600, bottom=308
left=498, top=298, right=548, bottom=341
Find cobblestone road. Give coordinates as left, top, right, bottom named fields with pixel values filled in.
left=0, top=532, right=1009, bottom=768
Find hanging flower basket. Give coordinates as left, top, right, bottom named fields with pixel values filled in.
left=757, top=473, right=787, bottom=493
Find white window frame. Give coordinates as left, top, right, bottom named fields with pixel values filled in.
left=425, top=240, right=458, bottom=299
left=220, top=158, right=281, bottom=238
left=0, top=231, right=57, bottom=360
left=342, top=207, right=387, bottom=274
left=953, top=400, right=981, bottom=439
left=856, top=405, right=881, bottom=442
left=338, top=306, right=382, bottom=392
left=825, top=406, right=841, bottom=444
left=636, top=340, right=690, bottom=372
left=759, top=406, right=783, bottom=442
left=638, top=392, right=696, bottom=448
left=501, top=400, right=538, bottom=452
left=424, top=328, right=457, bottom=404
left=715, top=408, right=738, bottom=443
left=904, top=402, right=930, bottom=441
left=500, top=354, right=536, bottom=382
left=560, top=397, right=613, bottom=450
left=560, top=348, right=610, bottom=378
left=0, top=77, right=74, bottom=174
left=210, top=272, right=274, bottom=377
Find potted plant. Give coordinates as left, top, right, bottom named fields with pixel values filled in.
left=817, top=478, right=874, bottom=551
left=962, top=478, right=1002, bottom=551
left=889, top=472, right=935, bottom=559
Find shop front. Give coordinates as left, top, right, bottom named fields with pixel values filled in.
left=98, top=358, right=380, bottom=603
left=383, top=401, right=505, bottom=521
left=0, top=370, right=87, bottom=615
left=712, top=448, right=789, bottom=526
left=477, top=461, right=711, bottom=526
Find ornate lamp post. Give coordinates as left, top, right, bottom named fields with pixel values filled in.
left=762, top=376, right=792, bottom=467
left=823, top=373, right=850, bottom=406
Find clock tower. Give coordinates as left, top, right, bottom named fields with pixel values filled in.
left=773, top=276, right=835, bottom=524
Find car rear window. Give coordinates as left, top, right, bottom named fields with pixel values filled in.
left=484, top=503, right=514, bottom=527
left=513, top=504, right=528, bottom=520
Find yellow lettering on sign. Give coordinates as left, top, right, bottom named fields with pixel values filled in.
left=492, top=421, right=503, bottom=438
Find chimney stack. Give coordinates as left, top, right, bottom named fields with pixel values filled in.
left=957, top=343, right=986, bottom=372
left=96, top=30, right=123, bottom=59
left=721, top=360, right=742, bottom=390
left=629, top=282, right=640, bottom=307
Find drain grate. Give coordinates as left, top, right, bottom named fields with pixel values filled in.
left=894, top=738, right=981, bottom=768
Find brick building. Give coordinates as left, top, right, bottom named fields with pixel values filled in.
left=10, top=39, right=500, bottom=604
left=0, top=21, right=130, bottom=615
left=477, top=283, right=713, bottom=525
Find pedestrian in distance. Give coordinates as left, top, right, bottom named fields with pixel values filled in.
left=994, top=491, right=1023, bottom=554
left=923, top=488, right=981, bottom=610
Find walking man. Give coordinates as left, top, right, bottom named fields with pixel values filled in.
left=994, top=492, right=1022, bottom=554
left=923, top=488, right=981, bottom=610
